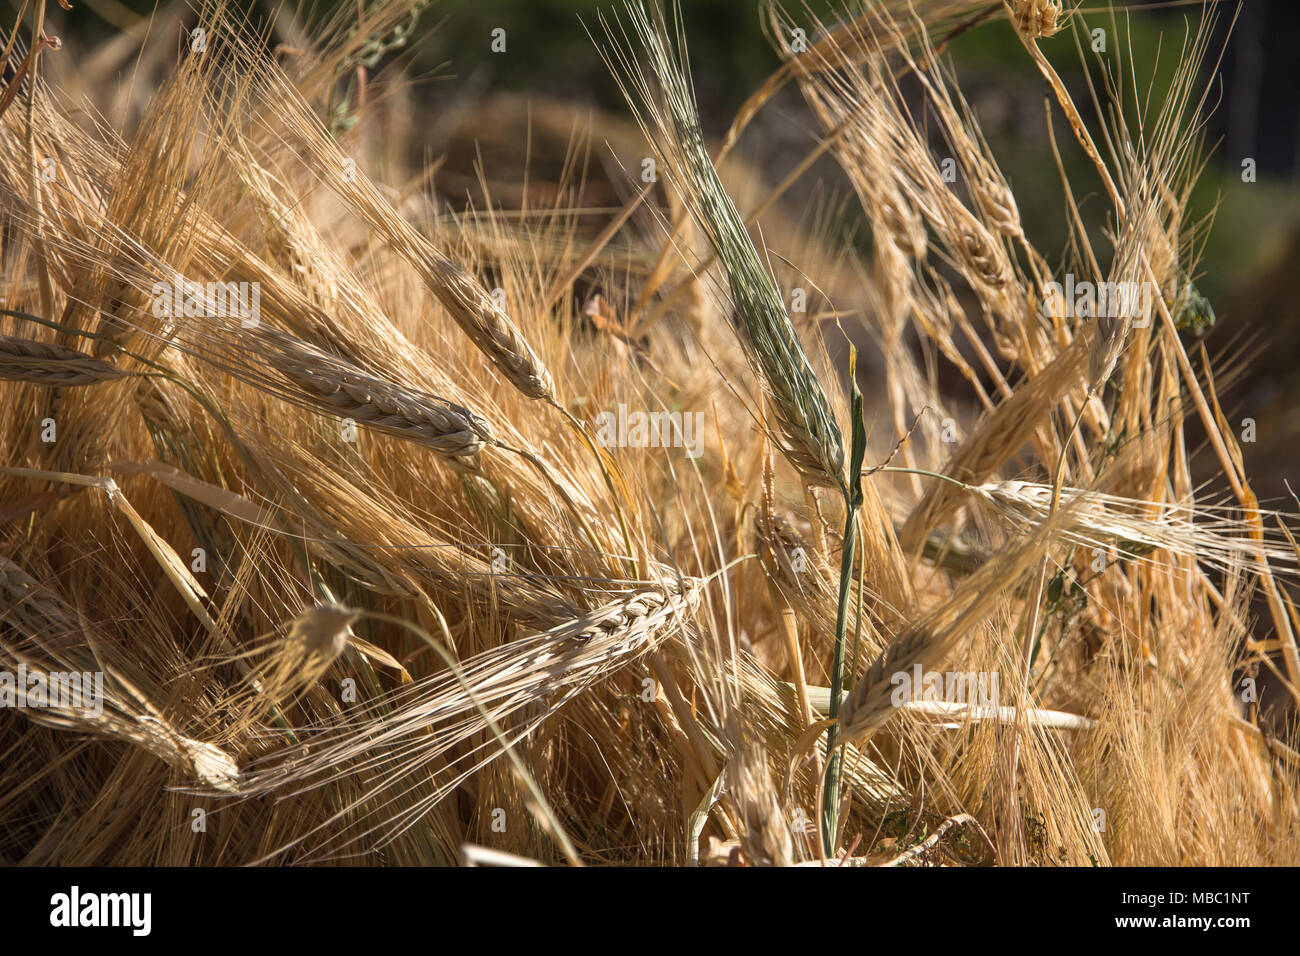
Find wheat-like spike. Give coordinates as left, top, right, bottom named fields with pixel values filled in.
left=779, top=4, right=1014, bottom=293
left=0, top=335, right=130, bottom=385
left=134, top=376, right=190, bottom=432
left=604, top=2, right=846, bottom=490
left=973, top=479, right=1300, bottom=574
left=1088, top=177, right=1164, bottom=391
left=232, top=44, right=557, bottom=403
left=418, top=258, right=556, bottom=402
left=836, top=625, right=934, bottom=741
left=804, top=683, right=1094, bottom=731
left=774, top=14, right=933, bottom=264
left=841, top=476, right=1081, bottom=744
left=753, top=511, right=887, bottom=661
left=0, top=554, right=77, bottom=641
left=899, top=332, right=1091, bottom=549
left=218, top=603, right=359, bottom=722
left=929, top=188, right=1014, bottom=289
left=0, top=557, right=240, bottom=791
left=285, top=603, right=358, bottom=659
left=236, top=146, right=340, bottom=311
left=222, top=576, right=702, bottom=860
left=257, top=327, right=497, bottom=458
left=899, top=24, right=1024, bottom=240
left=19, top=697, right=243, bottom=791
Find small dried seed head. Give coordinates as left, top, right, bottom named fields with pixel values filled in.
left=879, top=190, right=927, bottom=260
left=287, top=603, right=358, bottom=661
left=959, top=217, right=1011, bottom=288
left=422, top=262, right=555, bottom=402
left=182, top=738, right=242, bottom=791
left=0, top=336, right=129, bottom=386
left=135, top=377, right=189, bottom=431
left=972, top=175, right=1023, bottom=239
left=1013, top=0, right=1064, bottom=39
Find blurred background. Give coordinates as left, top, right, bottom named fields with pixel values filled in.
left=29, top=0, right=1300, bottom=507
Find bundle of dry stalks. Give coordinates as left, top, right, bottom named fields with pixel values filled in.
left=0, top=0, right=1296, bottom=867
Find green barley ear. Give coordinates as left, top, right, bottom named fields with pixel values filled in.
left=601, top=1, right=845, bottom=491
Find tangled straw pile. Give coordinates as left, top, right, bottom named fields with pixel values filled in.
left=0, top=0, right=1296, bottom=866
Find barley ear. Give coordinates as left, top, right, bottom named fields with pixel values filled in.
left=0, top=335, right=131, bottom=386
left=605, top=2, right=845, bottom=491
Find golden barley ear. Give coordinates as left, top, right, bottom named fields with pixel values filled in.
left=0, top=335, right=131, bottom=385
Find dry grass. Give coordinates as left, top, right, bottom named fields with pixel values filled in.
left=0, top=0, right=1296, bottom=866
